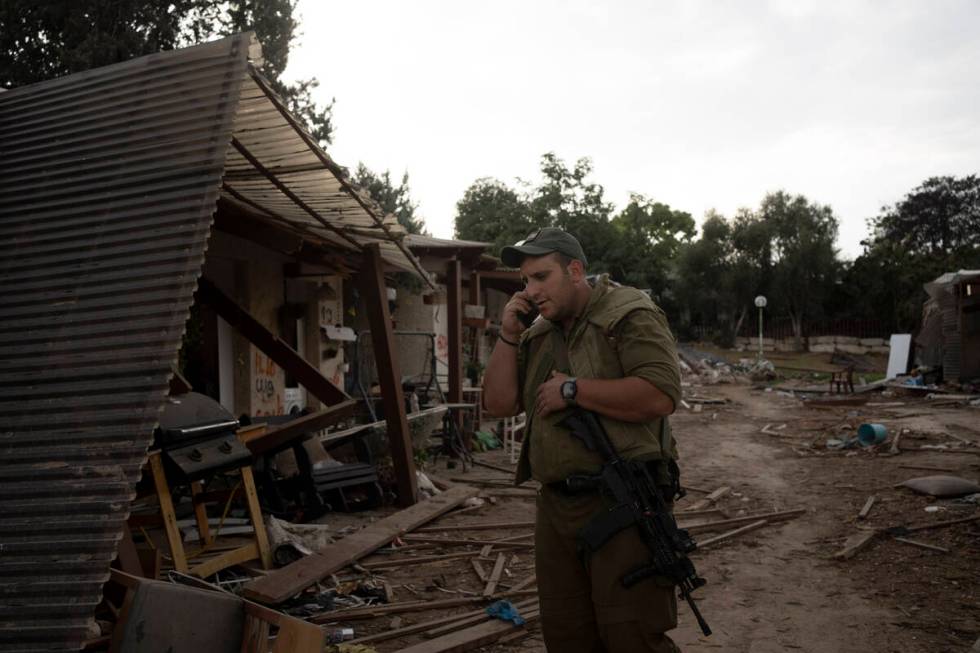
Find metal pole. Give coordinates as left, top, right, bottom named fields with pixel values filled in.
left=758, top=306, right=764, bottom=359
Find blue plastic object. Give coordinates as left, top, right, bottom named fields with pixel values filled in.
left=486, top=600, right=526, bottom=625
left=857, top=423, right=887, bottom=446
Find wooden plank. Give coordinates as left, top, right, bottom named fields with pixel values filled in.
left=687, top=486, right=730, bottom=511
left=832, top=531, right=878, bottom=560
left=892, top=537, right=950, bottom=553
left=425, top=598, right=538, bottom=638
left=189, top=541, right=259, bottom=579
left=903, top=514, right=980, bottom=534
left=414, top=520, right=536, bottom=533
left=359, top=243, right=419, bottom=506
left=148, top=451, right=187, bottom=572
left=857, top=496, right=876, bottom=521
left=471, top=559, right=488, bottom=582
left=446, top=259, right=464, bottom=442
left=470, top=459, right=516, bottom=475
left=402, top=535, right=534, bottom=549
left=197, top=278, right=348, bottom=406
left=697, top=519, right=770, bottom=549
left=245, top=401, right=357, bottom=456
left=483, top=553, right=506, bottom=597
left=508, top=573, right=536, bottom=592
left=684, top=508, right=805, bottom=534
left=309, top=590, right=538, bottom=623
left=360, top=551, right=483, bottom=570
left=395, top=605, right=541, bottom=653
left=346, top=600, right=522, bottom=646
left=243, top=485, right=479, bottom=604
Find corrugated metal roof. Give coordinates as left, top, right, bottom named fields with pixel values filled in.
left=0, top=32, right=427, bottom=651
left=0, top=33, right=250, bottom=651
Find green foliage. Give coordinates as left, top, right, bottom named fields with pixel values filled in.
left=0, top=0, right=335, bottom=145
left=454, top=178, right=534, bottom=252
left=455, top=153, right=618, bottom=267
left=843, top=175, right=980, bottom=332
left=609, top=194, right=695, bottom=301
left=352, top=163, right=426, bottom=235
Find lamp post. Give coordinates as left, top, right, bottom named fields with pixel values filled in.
left=754, top=295, right=767, bottom=360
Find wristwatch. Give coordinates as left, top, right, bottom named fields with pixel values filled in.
left=560, top=377, right=578, bottom=406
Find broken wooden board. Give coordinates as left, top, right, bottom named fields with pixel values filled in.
left=832, top=531, right=878, bottom=560
left=394, top=604, right=541, bottom=653
left=857, top=496, right=876, bottom=521
left=243, top=485, right=478, bottom=604
left=687, top=486, right=730, bottom=511
left=697, top=519, right=770, bottom=549
left=683, top=508, right=805, bottom=534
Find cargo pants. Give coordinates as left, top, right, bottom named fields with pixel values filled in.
left=535, top=486, right=680, bottom=653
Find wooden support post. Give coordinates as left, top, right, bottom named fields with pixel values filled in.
left=148, top=452, right=187, bottom=572
left=196, top=278, right=348, bottom=406
left=447, top=259, right=463, bottom=407
left=359, top=243, right=418, bottom=507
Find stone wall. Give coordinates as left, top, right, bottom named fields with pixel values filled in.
left=734, top=335, right=890, bottom=355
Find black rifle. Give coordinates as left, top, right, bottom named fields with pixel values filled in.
left=558, top=409, right=711, bottom=636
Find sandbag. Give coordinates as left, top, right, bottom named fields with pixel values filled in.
left=899, top=475, right=980, bottom=498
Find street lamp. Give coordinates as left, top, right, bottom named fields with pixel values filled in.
left=754, top=295, right=767, bottom=360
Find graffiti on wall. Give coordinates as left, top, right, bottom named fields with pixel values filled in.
left=251, top=348, right=284, bottom=416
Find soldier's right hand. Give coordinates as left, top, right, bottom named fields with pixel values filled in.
left=501, top=291, right=534, bottom=342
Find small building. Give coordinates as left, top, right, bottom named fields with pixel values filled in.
left=917, top=270, right=980, bottom=383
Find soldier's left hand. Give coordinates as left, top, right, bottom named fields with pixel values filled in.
left=536, top=371, right=569, bottom=417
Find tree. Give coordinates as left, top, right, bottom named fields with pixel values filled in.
left=674, top=210, right=735, bottom=342
left=454, top=178, right=533, bottom=252
left=846, top=175, right=980, bottom=332
left=760, top=191, right=840, bottom=349
left=454, top=153, right=620, bottom=268
left=0, top=0, right=335, bottom=146
left=870, top=175, right=980, bottom=258
left=609, top=194, right=695, bottom=301
left=352, top=164, right=426, bottom=235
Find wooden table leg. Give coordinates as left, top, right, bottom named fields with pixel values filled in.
left=190, top=481, right=213, bottom=546
left=240, top=466, right=273, bottom=570
left=148, top=452, right=187, bottom=572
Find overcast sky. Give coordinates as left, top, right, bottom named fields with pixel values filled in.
left=282, top=0, right=979, bottom=258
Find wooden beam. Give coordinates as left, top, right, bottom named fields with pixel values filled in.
left=148, top=451, right=187, bottom=572
left=359, top=243, right=418, bottom=507
left=468, top=271, right=481, bottom=306
left=196, top=277, right=348, bottom=406
left=446, top=259, right=463, bottom=408
left=483, top=553, right=506, bottom=596
left=243, top=401, right=357, bottom=456
left=242, top=484, right=479, bottom=604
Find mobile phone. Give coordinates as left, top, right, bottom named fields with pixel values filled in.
left=518, top=303, right=539, bottom=328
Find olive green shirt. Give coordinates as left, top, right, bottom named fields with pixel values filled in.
left=515, top=276, right=682, bottom=485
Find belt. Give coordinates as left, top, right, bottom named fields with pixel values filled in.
left=546, top=474, right=602, bottom=496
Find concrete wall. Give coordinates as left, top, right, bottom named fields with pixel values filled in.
left=735, top=335, right=890, bottom=355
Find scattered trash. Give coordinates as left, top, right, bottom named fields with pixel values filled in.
left=486, top=600, right=526, bottom=625
left=898, top=475, right=980, bottom=498
left=857, top=423, right=888, bottom=446
left=327, top=627, right=355, bottom=643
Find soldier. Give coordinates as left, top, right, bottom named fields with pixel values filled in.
left=483, top=227, right=683, bottom=652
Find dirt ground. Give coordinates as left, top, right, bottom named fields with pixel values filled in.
left=315, top=382, right=979, bottom=653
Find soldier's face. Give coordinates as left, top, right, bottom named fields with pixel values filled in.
left=520, top=254, right=579, bottom=323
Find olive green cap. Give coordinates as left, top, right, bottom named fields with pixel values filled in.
left=500, top=227, right=588, bottom=268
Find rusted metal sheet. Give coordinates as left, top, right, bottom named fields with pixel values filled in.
left=0, top=34, right=250, bottom=652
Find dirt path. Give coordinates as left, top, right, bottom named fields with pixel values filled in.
left=327, top=383, right=977, bottom=652
left=668, top=385, right=906, bottom=652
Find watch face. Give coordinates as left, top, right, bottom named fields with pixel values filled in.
left=562, top=380, right=576, bottom=400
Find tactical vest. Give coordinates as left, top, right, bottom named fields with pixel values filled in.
left=515, top=276, right=678, bottom=485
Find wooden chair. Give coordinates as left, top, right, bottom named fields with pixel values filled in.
left=108, top=570, right=324, bottom=653
left=830, top=366, right=855, bottom=394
